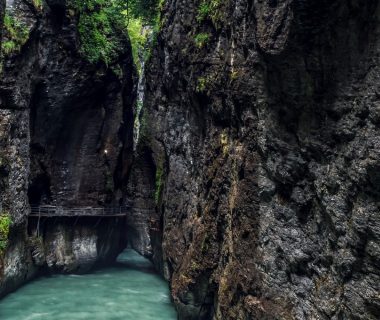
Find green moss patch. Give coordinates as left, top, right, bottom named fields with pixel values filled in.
left=0, top=213, right=11, bottom=256
left=197, top=0, right=225, bottom=27
left=194, top=32, right=209, bottom=48
left=1, top=13, right=29, bottom=56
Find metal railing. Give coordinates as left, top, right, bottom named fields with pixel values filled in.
left=29, top=206, right=130, bottom=217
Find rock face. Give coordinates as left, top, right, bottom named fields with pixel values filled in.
left=132, top=0, right=380, bottom=319
left=126, top=147, right=158, bottom=257
left=0, top=0, right=379, bottom=319
left=0, top=0, right=134, bottom=295
left=31, top=217, right=126, bottom=273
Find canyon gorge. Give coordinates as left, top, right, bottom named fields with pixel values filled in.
left=0, top=0, right=379, bottom=319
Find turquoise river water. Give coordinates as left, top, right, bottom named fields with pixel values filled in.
left=0, top=249, right=177, bottom=320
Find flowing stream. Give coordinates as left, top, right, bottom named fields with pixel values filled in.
left=0, top=249, right=177, bottom=320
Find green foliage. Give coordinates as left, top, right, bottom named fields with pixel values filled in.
left=197, top=2, right=210, bottom=22
left=123, top=0, right=162, bottom=73
left=0, top=213, right=11, bottom=256
left=2, top=41, right=16, bottom=55
left=32, top=0, right=43, bottom=10
left=70, top=0, right=162, bottom=69
left=124, top=16, right=149, bottom=72
left=1, top=13, right=29, bottom=56
left=197, top=0, right=224, bottom=26
left=70, top=0, right=128, bottom=65
left=194, top=32, right=209, bottom=48
left=196, top=74, right=216, bottom=93
left=196, top=76, right=207, bottom=92
left=125, top=0, right=160, bottom=24
left=71, top=0, right=110, bottom=12
left=230, top=70, right=239, bottom=81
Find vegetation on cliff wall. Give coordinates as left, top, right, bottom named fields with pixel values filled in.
left=194, top=32, right=209, bottom=48
left=0, top=213, right=11, bottom=256
left=141, top=0, right=380, bottom=318
left=32, top=0, right=43, bottom=10
left=196, top=0, right=225, bottom=27
left=70, top=0, right=161, bottom=70
left=124, top=0, right=162, bottom=72
left=1, top=13, right=29, bottom=56
left=125, top=14, right=149, bottom=72
left=70, top=0, right=128, bottom=65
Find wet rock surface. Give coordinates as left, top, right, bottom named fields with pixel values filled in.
left=31, top=217, right=126, bottom=274
left=133, top=0, right=380, bottom=319
left=0, top=0, right=379, bottom=319
left=0, top=0, right=134, bottom=294
left=126, top=147, right=158, bottom=258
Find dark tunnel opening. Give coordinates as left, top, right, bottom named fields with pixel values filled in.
left=28, top=172, right=52, bottom=206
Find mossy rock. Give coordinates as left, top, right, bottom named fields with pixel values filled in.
left=0, top=213, right=11, bottom=257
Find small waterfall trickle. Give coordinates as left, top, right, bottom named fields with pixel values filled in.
left=133, top=62, right=146, bottom=150
left=133, top=27, right=153, bottom=151
left=129, top=27, right=157, bottom=257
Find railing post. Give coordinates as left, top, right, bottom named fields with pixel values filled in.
left=37, top=207, right=41, bottom=238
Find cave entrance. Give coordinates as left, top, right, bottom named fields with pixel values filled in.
left=28, top=173, right=52, bottom=206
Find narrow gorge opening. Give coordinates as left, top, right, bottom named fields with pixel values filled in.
left=1, top=0, right=379, bottom=319
left=0, top=0, right=175, bottom=317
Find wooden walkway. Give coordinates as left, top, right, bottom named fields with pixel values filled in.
left=29, top=206, right=130, bottom=217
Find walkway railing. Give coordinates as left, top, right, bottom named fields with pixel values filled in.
left=29, top=206, right=130, bottom=217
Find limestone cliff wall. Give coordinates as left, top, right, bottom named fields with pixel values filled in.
left=0, top=0, right=379, bottom=319
left=133, top=0, right=380, bottom=319
left=0, top=0, right=134, bottom=295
